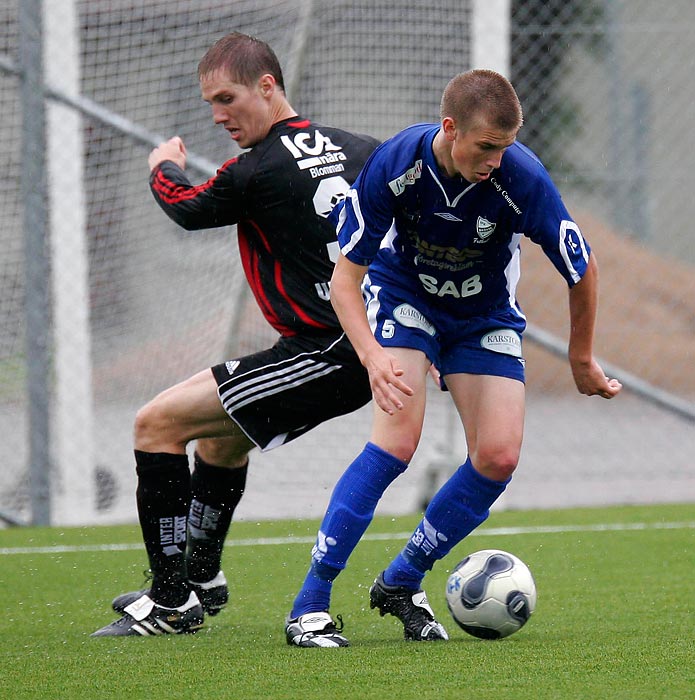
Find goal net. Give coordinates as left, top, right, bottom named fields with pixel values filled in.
left=2, top=0, right=511, bottom=525
left=2, top=0, right=694, bottom=526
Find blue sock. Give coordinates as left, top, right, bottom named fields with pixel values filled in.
left=383, top=457, right=510, bottom=589
left=290, top=442, right=408, bottom=617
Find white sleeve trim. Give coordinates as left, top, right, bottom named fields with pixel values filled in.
left=558, top=219, right=589, bottom=284
left=338, top=189, right=365, bottom=256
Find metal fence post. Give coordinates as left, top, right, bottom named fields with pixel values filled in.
left=20, top=0, right=52, bottom=526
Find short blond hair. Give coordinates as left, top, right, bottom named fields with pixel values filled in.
left=440, top=70, right=523, bottom=132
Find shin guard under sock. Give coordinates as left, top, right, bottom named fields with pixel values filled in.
left=291, top=442, right=408, bottom=617
left=187, top=452, right=248, bottom=583
left=135, top=450, right=191, bottom=606
left=383, top=457, right=510, bottom=589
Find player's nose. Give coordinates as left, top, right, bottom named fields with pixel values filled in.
left=486, top=151, right=504, bottom=169
left=211, top=104, right=227, bottom=124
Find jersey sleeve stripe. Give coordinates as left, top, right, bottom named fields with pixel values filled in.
left=558, top=219, right=588, bottom=284
left=338, top=189, right=366, bottom=256
left=151, top=167, right=217, bottom=204
left=151, top=157, right=239, bottom=205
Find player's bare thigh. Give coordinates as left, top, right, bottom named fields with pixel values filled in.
left=369, top=347, right=431, bottom=464
left=445, top=372, right=525, bottom=481
left=134, top=368, right=246, bottom=454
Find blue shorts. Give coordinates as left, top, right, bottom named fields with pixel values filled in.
left=364, top=279, right=526, bottom=383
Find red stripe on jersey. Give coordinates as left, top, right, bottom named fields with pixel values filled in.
left=218, top=157, right=239, bottom=170
left=273, top=261, right=329, bottom=330
left=152, top=168, right=214, bottom=204
left=237, top=223, right=295, bottom=336
left=246, top=219, right=272, bottom=253
left=287, top=119, right=311, bottom=128
left=151, top=157, right=239, bottom=204
left=245, top=219, right=329, bottom=332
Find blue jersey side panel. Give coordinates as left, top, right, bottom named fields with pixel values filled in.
left=333, top=123, right=590, bottom=320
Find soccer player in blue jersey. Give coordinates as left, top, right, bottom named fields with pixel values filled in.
left=285, top=69, right=622, bottom=646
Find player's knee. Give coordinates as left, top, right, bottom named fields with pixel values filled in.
left=373, top=433, right=419, bottom=465
left=472, top=445, right=519, bottom=482
left=133, top=399, right=170, bottom=450
left=390, top=446, right=417, bottom=464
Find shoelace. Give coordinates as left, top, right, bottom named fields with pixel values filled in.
left=332, top=614, right=345, bottom=633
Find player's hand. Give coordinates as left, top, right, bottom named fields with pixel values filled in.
left=148, top=136, right=187, bottom=171
left=571, top=356, right=622, bottom=399
left=363, top=347, right=414, bottom=414
left=428, top=363, right=442, bottom=388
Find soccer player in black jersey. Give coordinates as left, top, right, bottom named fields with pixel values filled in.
left=92, top=32, right=378, bottom=638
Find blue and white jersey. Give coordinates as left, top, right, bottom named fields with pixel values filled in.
left=333, top=123, right=590, bottom=321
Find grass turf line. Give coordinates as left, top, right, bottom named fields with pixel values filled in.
left=1, top=503, right=693, bottom=700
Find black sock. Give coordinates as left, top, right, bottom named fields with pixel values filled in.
left=186, top=452, right=248, bottom=583
left=135, top=450, right=191, bottom=607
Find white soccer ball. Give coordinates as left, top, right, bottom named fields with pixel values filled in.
left=445, top=549, right=537, bottom=639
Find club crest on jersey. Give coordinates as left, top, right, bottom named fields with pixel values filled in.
left=475, top=216, right=496, bottom=242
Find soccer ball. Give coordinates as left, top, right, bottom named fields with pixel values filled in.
left=445, top=549, right=537, bottom=639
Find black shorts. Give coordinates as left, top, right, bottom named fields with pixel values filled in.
left=211, top=332, right=371, bottom=451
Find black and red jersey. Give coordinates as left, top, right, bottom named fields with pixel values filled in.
left=150, top=117, right=379, bottom=337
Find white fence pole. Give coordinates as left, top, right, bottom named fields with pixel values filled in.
left=471, top=0, right=511, bottom=76
left=44, top=0, right=96, bottom=524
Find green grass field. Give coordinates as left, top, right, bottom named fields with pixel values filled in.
left=1, top=503, right=693, bottom=700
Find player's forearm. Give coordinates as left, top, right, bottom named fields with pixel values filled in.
left=567, top=252, right=599, bottom=368
left=149, top=161, right=223, bottom=231
left=566, top=253, right=622, bottom=398
left=330, top=256, right=381, bottom=365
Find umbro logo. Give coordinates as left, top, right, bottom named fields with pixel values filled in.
left=434, top=212, right=462, bottom=222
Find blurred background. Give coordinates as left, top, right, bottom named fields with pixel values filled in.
left=1, top=0, right=694, bottom=527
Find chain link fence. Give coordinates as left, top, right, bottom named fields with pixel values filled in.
left=1, top=0, right=693, bottom=526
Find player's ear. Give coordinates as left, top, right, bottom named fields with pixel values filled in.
left=441, top=116, right=457, bottom=141
left=258, top=74, right=275, bottom=97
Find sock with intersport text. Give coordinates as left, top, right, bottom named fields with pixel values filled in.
left=383, top=457, right=510, bottom=589
left=186, top=453, right=248, bottom=583
left=134, top=450, right=191, bottom=607
left=290, top=442, right=408, bottom=617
